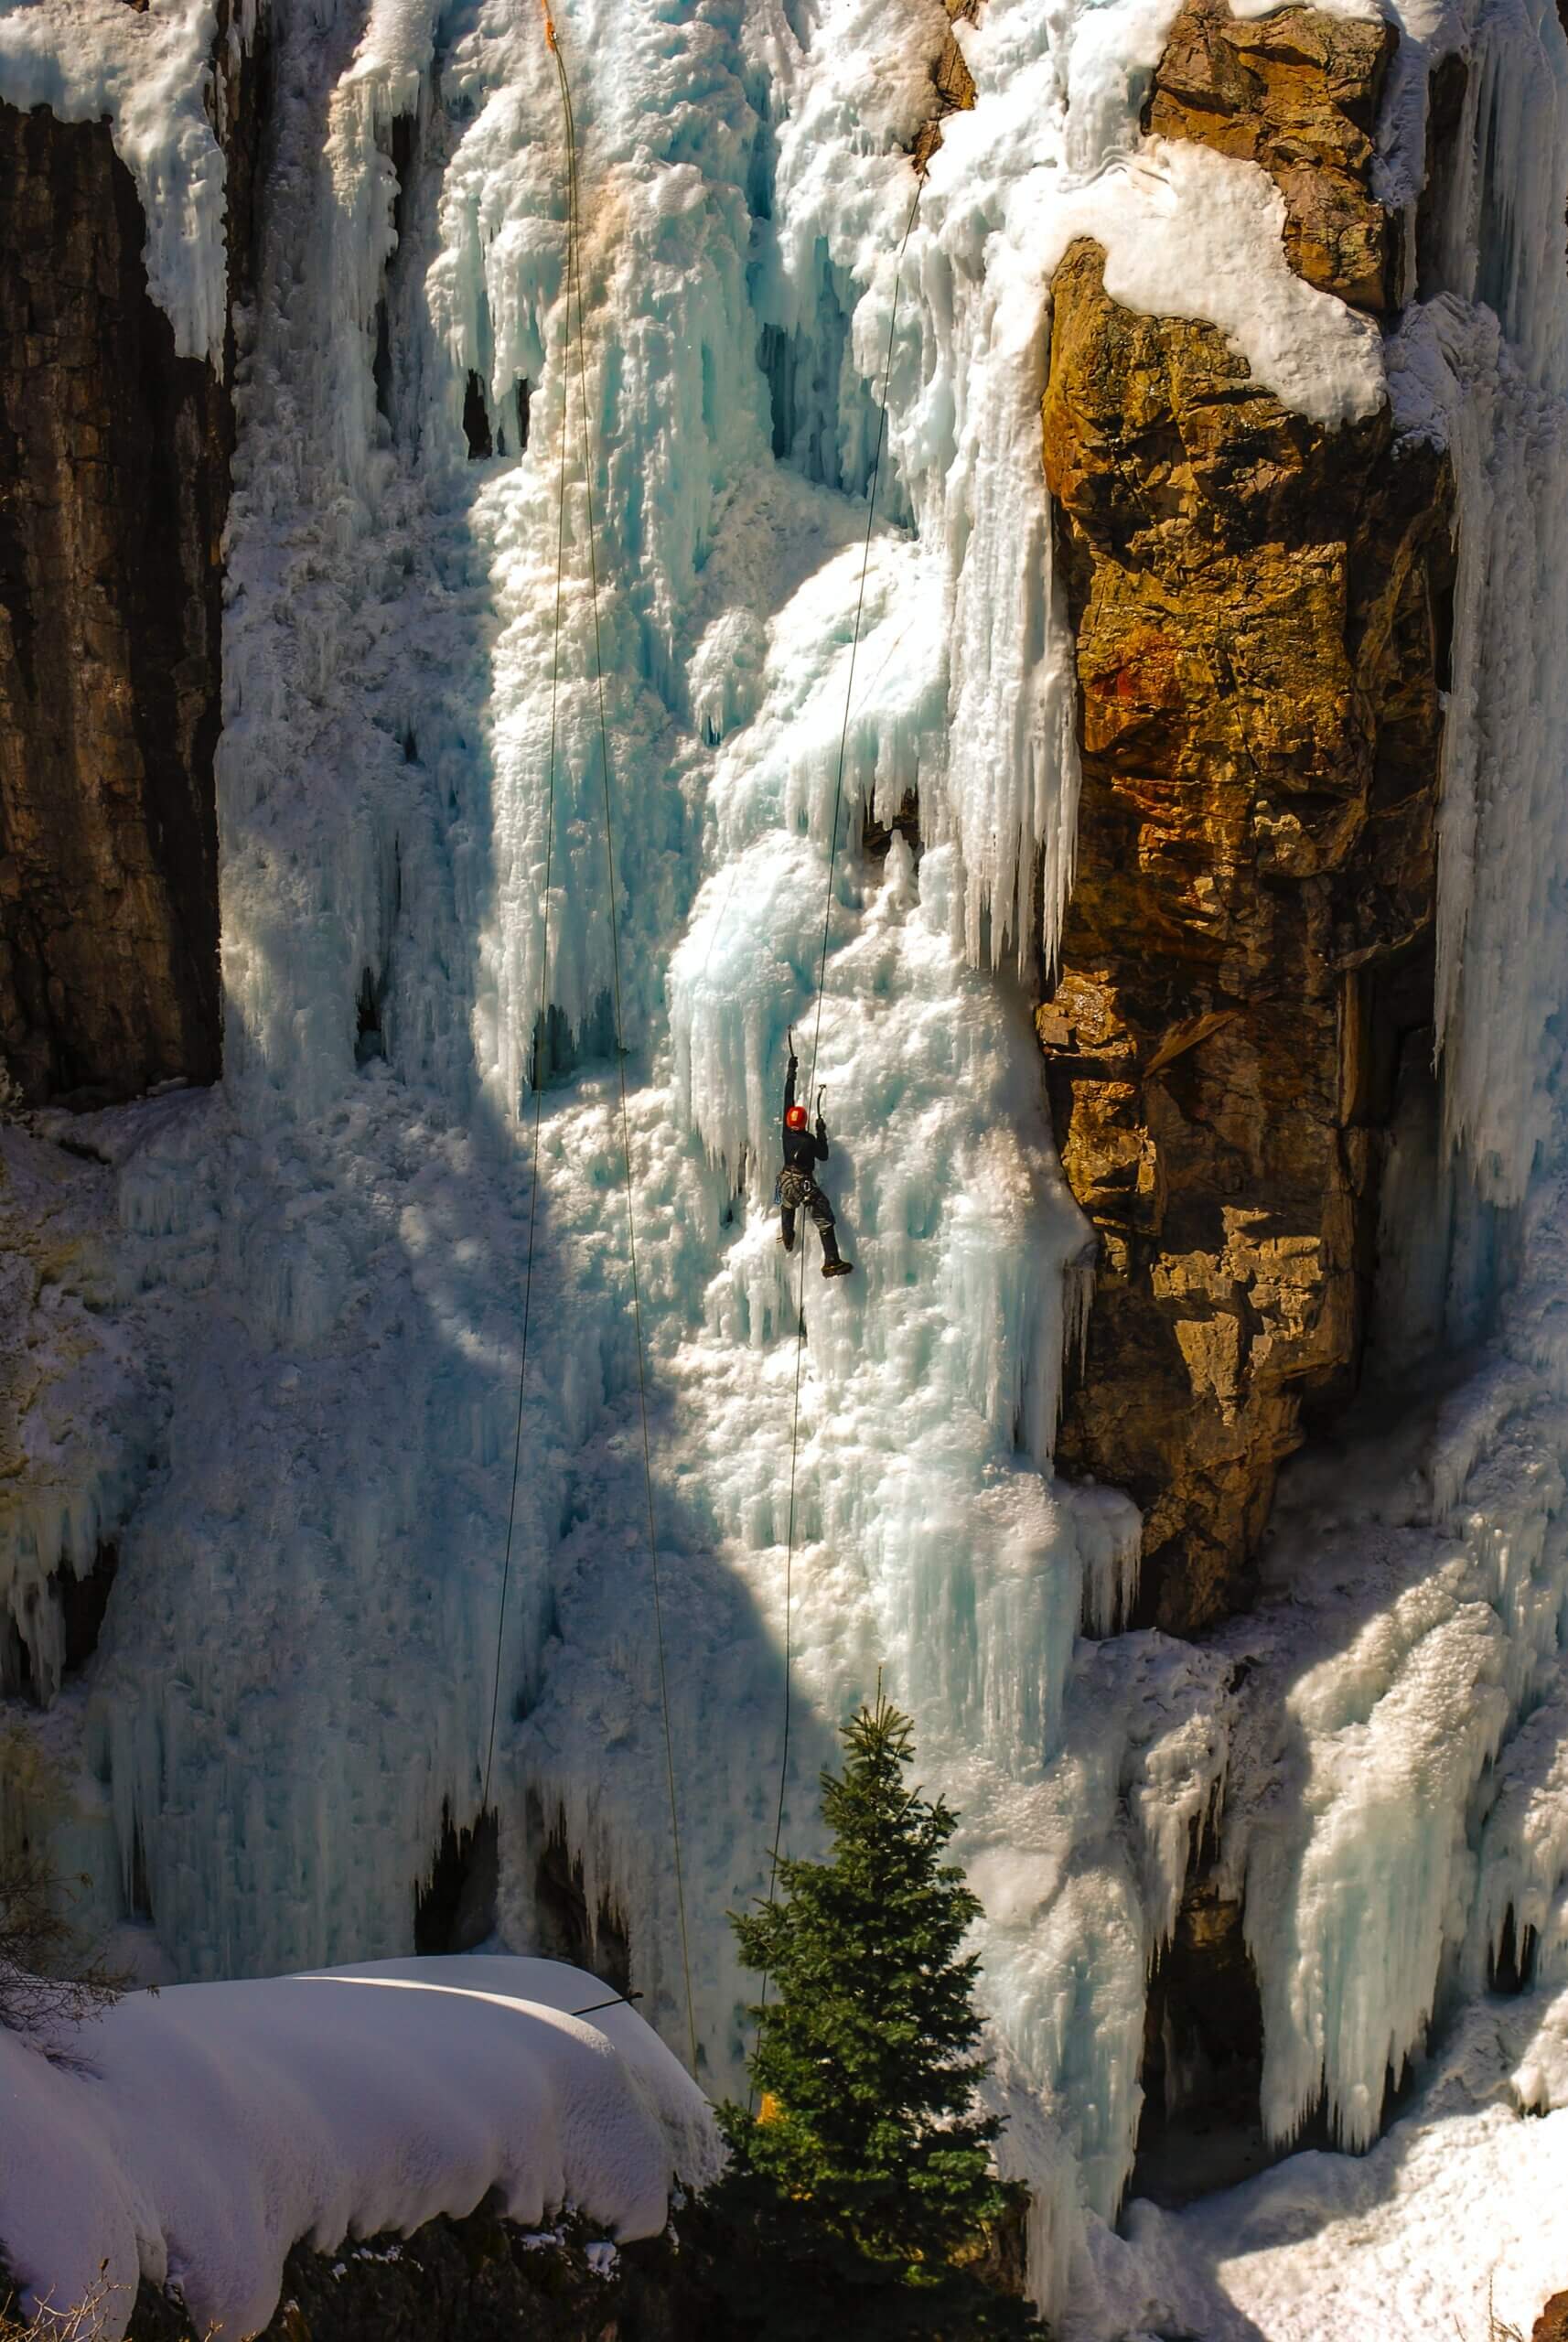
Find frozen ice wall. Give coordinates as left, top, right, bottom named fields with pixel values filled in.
left=7, top=0, right=1568, bottom=2322
left=0, top=0, right=1223, bottom=2294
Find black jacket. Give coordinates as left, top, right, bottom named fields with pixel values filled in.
left=782, top=1056, right=829, bottom=1173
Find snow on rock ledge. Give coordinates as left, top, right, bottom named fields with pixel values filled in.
left=0, top=1956, right=718, bottom=2340
left=0, top=0, right=244, bottom=363
left=1037, top=137, right=1388, bottom=430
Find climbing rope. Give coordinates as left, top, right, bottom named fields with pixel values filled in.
left=553, top=22, right=701, bottom=2080
left=753, top=173, right=925, bottom=2081
left=480, top=53, right=573, bottom=1823
left=491, top=3, right=921, bottom=2086
left=482, top=0, right=700, bottom=2081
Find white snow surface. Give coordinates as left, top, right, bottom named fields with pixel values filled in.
left=5, top=0, right=1568, bottom=2327
left=0, top=1955, right=715, bottom=2340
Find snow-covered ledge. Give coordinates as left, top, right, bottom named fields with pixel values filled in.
left=0, top=1956, right=719, bottom=2340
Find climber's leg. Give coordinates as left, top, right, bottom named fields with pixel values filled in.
left=809, top=1188, right=854, bottom=1278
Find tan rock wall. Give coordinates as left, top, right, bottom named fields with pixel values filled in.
left=0, top=11, right=263, bottom=1107
left=1144, top=0, right=1396, bottom=310
left=1041, top=17, right=1455, bottom=1633
left=914, top=0, right=979, bottom=175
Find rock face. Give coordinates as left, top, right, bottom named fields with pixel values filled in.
left=0, top=14, right=263, bottom=1106
left=1040, top=15, right=1455, bottom=1632
left=913, top=0, right=979, bottom=175
left=1534, top=2294, right=1568, bottom=2342
left=117, top=2192, right=1022, bottom=2342
left=1144, top=0, right=1396, bottom=311
left=119, top=2210, right=687, bottom=2342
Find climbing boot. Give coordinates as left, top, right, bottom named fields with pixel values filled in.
left=822, top=1257, right=854, bottom=1278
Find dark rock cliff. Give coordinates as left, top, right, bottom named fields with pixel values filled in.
left=1039, top=3, right=1455, bottom=1634
left=0, top=6, right=264, bottom=1108
left=120, top=2208, right=692, bottom=2342
left=1534, top=2294, right=1568, bottom=2342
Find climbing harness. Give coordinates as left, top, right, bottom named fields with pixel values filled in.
left=484, top=0, right=700, bottom=2081
left=751, top=168, right=926, bottom=2090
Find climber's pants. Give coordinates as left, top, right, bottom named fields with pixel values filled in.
left=779, top=1170, right=840, bottom=1263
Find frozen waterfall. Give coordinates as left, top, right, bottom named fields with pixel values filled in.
left=5, top=0, right=1568, bottom=2324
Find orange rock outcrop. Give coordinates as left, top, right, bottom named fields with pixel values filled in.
left=1041, top=9, right=1454, bottom=1631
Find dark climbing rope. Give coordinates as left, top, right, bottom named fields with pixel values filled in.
left=570, top=1988, right=645, bottom=2018
left=751, top=172, right=925, bottom=2091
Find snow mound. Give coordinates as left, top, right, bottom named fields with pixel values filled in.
left=0, top=1955, right=717, bottom=2340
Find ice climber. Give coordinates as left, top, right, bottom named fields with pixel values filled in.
left=778, top=1032, right=854, bottom=1279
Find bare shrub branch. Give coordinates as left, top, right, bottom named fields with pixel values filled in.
left=0, top=2272, right=220, bottom=2342
left=0, top=1851, right=126, bottom=2042
left=0, top=2270, right=127, bottom=2341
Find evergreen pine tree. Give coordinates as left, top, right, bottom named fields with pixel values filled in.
left=696, top=1692, right=1042, bottom=2338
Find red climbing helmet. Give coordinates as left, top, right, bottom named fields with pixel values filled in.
left=785, top=1104, right=809, bottom=1131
